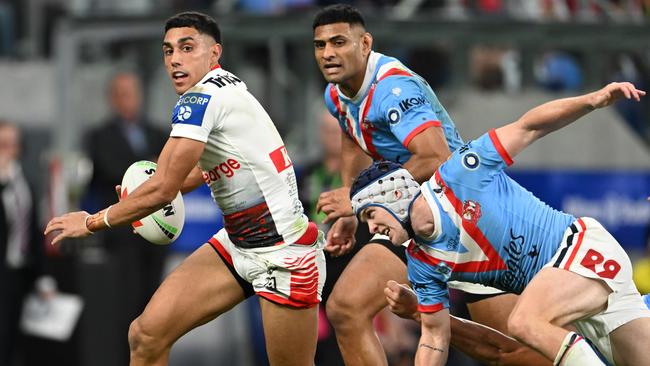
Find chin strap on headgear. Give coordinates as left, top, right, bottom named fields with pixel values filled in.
left=350, top=161, right=421, bottom=236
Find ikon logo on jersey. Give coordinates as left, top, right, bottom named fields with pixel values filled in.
left=172, top=92, right=211, bottom=126
left=399, top=96, right=428, bottom=113
left=269, top=146, right=292, bottom=173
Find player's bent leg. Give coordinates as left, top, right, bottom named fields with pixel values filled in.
left=507, top=267, right=610, bottom=363
left=128, top=243, right=249, bottom=366
left=326, top=243, right=408, bottom=366
left=259, top=298, right=318, bottom=366
left=609, top=316, right=650, bottom=366
left=464, top=292, right=519, bottom=335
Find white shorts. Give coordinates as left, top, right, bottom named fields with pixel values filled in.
left=544, top=217, right=650, bottom=364
left=209, top=223, right=326, bottom=309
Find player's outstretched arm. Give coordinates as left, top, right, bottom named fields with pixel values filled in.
left=45, top=137, right=204, bottom=244
left=417, top=309, right=451, bottom=366
left=495, top=82, right=644, bottom=159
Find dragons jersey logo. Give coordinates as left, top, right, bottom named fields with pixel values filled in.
left=462, top=200, right=482, bottom=224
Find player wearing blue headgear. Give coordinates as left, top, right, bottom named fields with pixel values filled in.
left=352, top=82, right=650, bottom=366
left=312, top=4, right=546, bottom=366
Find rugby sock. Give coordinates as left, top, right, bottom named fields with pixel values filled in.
left=553, top=332, right=606, bottom=366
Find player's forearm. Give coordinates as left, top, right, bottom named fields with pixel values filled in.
left=449, top=316, right=550, bottom=366
left=416, top=331, right=449, bottom=366
left=417, top=310, right=451, bottom=366
left=87, top=177, right=173, bottom=231
left=340, top=136, right=371, bottom=187
left=403, top=154, right=444, bottom=183
left=516, top=93, right=595, bottom=141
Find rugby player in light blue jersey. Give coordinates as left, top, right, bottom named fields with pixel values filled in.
left=312, top=4, right=550, bottom=366
left=351, top=82, right=650, bottom=366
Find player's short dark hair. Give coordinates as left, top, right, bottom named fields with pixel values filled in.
left=165, top=11, right=221, bottom=44
left=312, top=4, right=366, bottom=30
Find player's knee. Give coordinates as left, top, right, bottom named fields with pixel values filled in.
left=325, top=294, right=354, bottom=328
left=507, top=309, right=536, bottom=344
left=128, top=316, right=166, bottom=359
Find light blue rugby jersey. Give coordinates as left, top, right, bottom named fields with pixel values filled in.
left=324, top=52, right=463, bottom=163
left=407, top=130, right=576, bottom=313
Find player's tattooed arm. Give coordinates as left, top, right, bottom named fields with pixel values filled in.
left=416, top=309, right=450, bottom=366
left=419, top=343, right=445, bottom=353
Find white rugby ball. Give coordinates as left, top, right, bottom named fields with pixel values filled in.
left=120, top=160, right=185, bottom=245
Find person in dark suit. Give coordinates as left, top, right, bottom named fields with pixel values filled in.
left=84, top=71, right=168, bottom=366
left=0, top=120, right=43, bottom=366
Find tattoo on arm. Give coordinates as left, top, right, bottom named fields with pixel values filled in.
left=419, top=343, right=445, bottom=353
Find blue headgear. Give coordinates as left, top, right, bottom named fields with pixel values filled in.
left=350, top=161, right=421, bottom=237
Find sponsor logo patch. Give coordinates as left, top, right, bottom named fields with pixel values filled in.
left=462, top=152, right=480, bottom=170
left=399, top=96, right=428, bottom=112
left=387, top=108, right=401, bottom=124
left=172, top=92, right=211, bottom=126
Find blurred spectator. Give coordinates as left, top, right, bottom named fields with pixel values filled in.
left=536, top=51, right=583, bottom=92
left=634, top=231, right=650, bottom=295
left=0, top=121, right=44, bottom=366
left=470, top=45, right=505, bottom=91
left=83, top=71, right=168, bottom=365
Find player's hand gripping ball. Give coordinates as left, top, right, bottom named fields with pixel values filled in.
left=120, top=161, right=185, bottom=245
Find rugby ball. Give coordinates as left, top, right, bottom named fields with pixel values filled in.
left=120, top=161, right=185, bottom=245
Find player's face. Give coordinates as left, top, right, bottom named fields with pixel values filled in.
left=361, top=207, right=409, bottom=245
left=313, top=23, right=372, bottom=88
left=163, top=27, right=222, bottom=95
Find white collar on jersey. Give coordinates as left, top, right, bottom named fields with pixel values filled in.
left=419, top=181, right=444, bottom=242
left=336, top=51, right=383, bottom=104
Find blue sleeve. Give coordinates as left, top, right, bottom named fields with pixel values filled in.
left=406, top=250, right=450, bottom=313
left=438, top=130, right=513, bottom=190
left=373, top=77, right=441, bottom=148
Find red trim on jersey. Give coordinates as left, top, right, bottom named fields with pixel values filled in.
left=418, top=303, right=445, bottom=313
left=211, top=64, right=221, bottom=70
left=403, top=121, right=442, bottom=148
left=428, top=171, right=507, bottom=273
left=330, top=85, right=355, bottom=140
left=359, top=84, right=382, bottom=160
left=259, top=292, right=319, bottom=309
left=564, top=218, right=587, bottom=270
left=488, top=129, right=513, bottom=166
left=208, top=237, right=233, bottom=266
left=294, top=222, right=319, bottom=245
left=329, top=85, right=343, bottom=115
left=378, top=68, right=413, bottom=81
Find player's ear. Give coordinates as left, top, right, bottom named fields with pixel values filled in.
left=210, top=43, right=222, bottom=65
left=361, top=32, right=373, bottom=57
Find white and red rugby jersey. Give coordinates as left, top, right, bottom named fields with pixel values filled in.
left=170, top=66, right=308, bottom=249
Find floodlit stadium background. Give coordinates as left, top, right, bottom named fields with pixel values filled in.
left=1, top=1, right=649, bottom=365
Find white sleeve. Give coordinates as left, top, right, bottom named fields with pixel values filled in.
left=169, top=88, right=225, bottom=142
